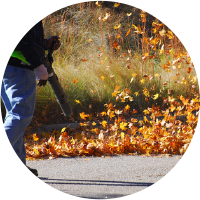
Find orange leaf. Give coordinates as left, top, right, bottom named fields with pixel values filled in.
left=116, top=34, right=121, bottom=38
left=115, top=85, right=120, bottom=91
left=112, top=42, right=118, bottom=48
left=141, top=17, right=146, bottom=23
left=125, top=28, right=131, bottom=37
left=101, top=111, right=107, bottom=116
left=124, top=88, right=131, bottom=94
left=131, top=118, right=138, bottom=123
left=180, top=96, right=189, bottom=105
left=80, top=112, right=89, bottom=120
left=162, top=64, right=168, bottom=70
left=33, top=133, right=39, bottom=141
left=73, top=78, right=78, bottom=84
left=107, top=103, right=114, bottom=110
left=187, top=67, right=192, bottom=73
left=133, top=109, right=138, bottom=114
left=81, top=59, right=87, bottom=62
left=62, top=131, right=68, bottom=138
left=144, top=37, right=149, bottom=44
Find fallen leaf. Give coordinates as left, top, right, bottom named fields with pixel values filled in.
left=101, top=121, right=107, bottom=129
left=187, top=67, right=192, bottom=73
left=75, top=99, right=82, bottom=106
left=33, top=133, right=39, bottom=141
left=114, top=24, right=121, bottom=29
left=120, top=122, right=128, bottom=131
left=81, top=59, right=87, bottom=62
left=98, top=131, right=104, bottom=140
left=153, top=94, right=159, bottom=100
left=92, top=122, right=97, bottom=126
left=114, top=3, right=120, bottom=7
left=101, top=76, right=105, bottom=81
left=80, top=112, right=89, bottom=120
left=125, top=28, right=131, bottom=37
left=73, top=78, right=78, bottom=84
left=121, top=132, right=125, bottom=140
left=86, top=39, right=93, bottom=42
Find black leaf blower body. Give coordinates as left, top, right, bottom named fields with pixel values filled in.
left=37, top=41, right=72, bottom=117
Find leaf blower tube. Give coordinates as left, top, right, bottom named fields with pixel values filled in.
left=48, top=71, right=72, bottom=117
left=37, top=45, right=72, bottom=117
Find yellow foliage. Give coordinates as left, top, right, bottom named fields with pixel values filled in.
left=75, top=99, right=82, bottom=106
left=143, top=88, right=150, bottom=97
left=143, top=109, right=150, bottom=115
left=153, top=94, right=159, bottom=100
left=101, top=76, right=105, bottom=80
left=120, top=122, right=128, bottom=131
left=33, top=133, right=39, bottom=141
left=24, top=11, right=198, bottom=160
left=101, top=121, right=107, bottom=129
left=80, top=112, right=89, bottom=120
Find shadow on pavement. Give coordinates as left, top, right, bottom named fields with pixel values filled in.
left=40, top=177, right=153, bottom=187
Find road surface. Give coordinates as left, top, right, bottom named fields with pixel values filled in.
left=27, top=154, right=182, bottom=199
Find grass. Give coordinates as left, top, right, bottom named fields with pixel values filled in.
left=38, top=4, right=199, bottom=122
left=33, top=2, right=199, bottom=124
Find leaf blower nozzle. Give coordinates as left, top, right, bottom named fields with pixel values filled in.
left=48, top=71, right=72, bottom=117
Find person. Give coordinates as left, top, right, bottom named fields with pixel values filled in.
left=1, top=20, right=61, bottom=176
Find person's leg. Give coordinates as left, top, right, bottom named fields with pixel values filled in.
left=1, top=65, right=36, bottom=165
left=1, top=81, right=12, bottom=114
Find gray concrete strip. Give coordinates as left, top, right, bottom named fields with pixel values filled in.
left=27, top=155, right=182, bottom=199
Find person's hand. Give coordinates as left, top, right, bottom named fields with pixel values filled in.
left=35, top=64, right=48, bottom=87
left=46, top=36, right=61, bottom=51
left=37, top=80, right=47, bottom=87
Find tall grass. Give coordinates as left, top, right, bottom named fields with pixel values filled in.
left=35, top=2, right=199, bottom=123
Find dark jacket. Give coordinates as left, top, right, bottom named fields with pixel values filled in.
left=8, top=21, right=47, bottom=70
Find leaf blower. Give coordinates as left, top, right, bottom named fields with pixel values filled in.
left=37, top=40, right=72, bottom=117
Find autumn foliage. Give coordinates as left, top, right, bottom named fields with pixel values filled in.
left=25, top=94, right=199, bottom=160
left=25, top=2, right=199, bottom=160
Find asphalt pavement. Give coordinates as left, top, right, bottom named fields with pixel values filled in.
left=27, top=155, right=182, bottom=199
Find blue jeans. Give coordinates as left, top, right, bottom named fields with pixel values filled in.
left=1, top=65, right=36, bottom=165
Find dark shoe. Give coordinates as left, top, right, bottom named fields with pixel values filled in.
left=27, top=166, right=38, bottom=176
